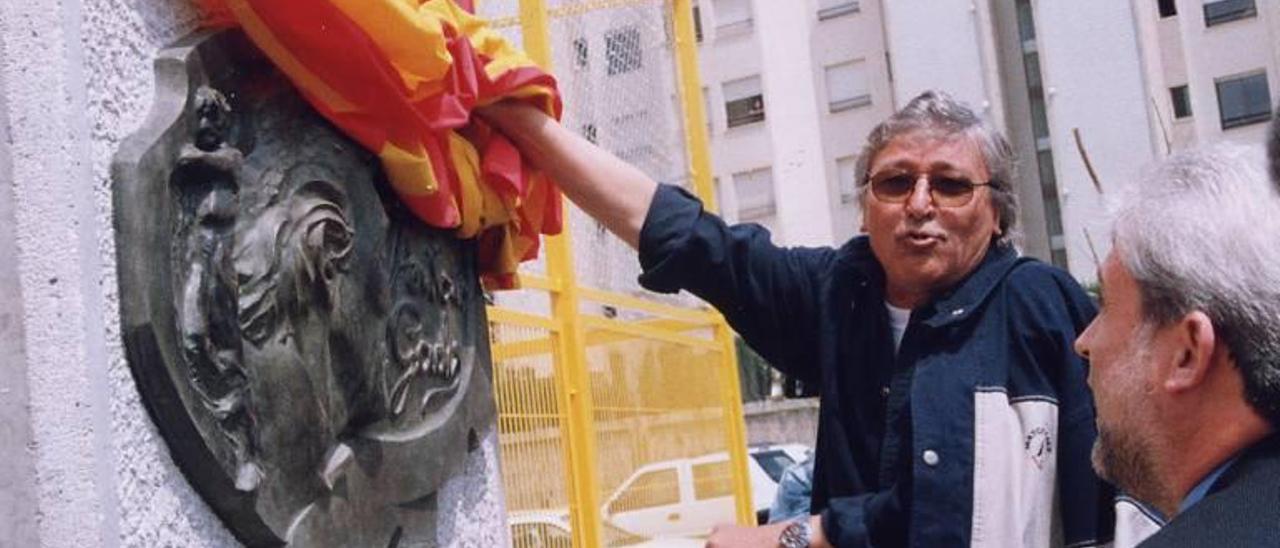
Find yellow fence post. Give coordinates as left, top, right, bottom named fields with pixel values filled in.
left=670, top=0, right=717, bottom=214
left=670, top=0, right=754, bottom=526
left=517, top=1, right=603, bottom=546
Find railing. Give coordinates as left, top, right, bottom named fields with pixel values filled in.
left=477, top=0, right=753, bottom=546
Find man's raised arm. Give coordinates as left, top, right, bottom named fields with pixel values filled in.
left=478, top=101, right=659, bottom=249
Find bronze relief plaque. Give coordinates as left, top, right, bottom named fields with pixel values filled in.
left=112, top=30, right=495, bottom=547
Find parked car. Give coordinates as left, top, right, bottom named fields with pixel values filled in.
left=746, top=443, right=810, bottom=522
left=509, top=511, right=702, bottom=547
left=601, top=443, right=811, bottom=538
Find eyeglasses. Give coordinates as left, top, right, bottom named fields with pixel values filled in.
left=866, top=171, right=993, bottom=207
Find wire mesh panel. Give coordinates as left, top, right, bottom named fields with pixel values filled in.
left=548, top=0, right=699, bottom=307
left=482, top=0, right=749, bottom=546
left=584, top=317, right=734, bottom=543
left=489, top=316, right=575, bottom=548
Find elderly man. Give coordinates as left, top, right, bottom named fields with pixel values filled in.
left=1074, top=139, right=1280, bottom=547
left=482, top=91, right=1113, bottom=547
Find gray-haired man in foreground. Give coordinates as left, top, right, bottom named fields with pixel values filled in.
left=1074, top=122, right=1280, bottom=547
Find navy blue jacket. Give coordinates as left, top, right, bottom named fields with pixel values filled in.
left=1137, top=436, right=1280, bottom=547
left=638, top=185, right=1115, bottom=547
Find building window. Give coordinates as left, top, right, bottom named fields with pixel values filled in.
left=1016, top=0, right=1037, bottom=44
left=1158, top=0, right=1177, bottom=17
left=1017, top=0, right=1067, bottom=270
left=723, top=76, right=765, bottom=128
left=572, top=37, right=589, bottom=69
left=1215, top=71, right=1272, bottom=129
left=1170, top=85, right=1192, bottom=118
left=1050, top=247, right=1069, bottom=269
left=734, top=167, right=775, bottom=220
left=693, top=3, right=704, bottom=42
left=1203, top=0, right=1256, bottom=27
left=581, top=123, right=598, bottom=144
left=1038, top=150, right=1064, bottom=238
left=825, top=59, right=872, bottom=112
left=605, top=27, right=642, bottom=76
left=692, top=461, right=734, bottom=500
left=618, top=145, right=657, bottom=166
left=606, top=469, right=681, bottom=514
left=1038, top=150, right=1069, bottom=269
left=712, top=0, right=753, bottom=35
left=836, top=156, right=858, bottom=203
left=818, top=0, right=860, bottom=20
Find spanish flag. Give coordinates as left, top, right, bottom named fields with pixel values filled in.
left=197, top=0, right=563, bottom=289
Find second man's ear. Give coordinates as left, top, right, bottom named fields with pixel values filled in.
left=1163, top=311, right=1218, bottom=393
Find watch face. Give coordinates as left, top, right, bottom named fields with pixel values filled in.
left=780, top=519, right=811, bottom=548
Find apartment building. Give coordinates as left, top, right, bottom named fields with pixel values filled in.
left=510, top=0, right=1278, bottom=289
left=695, top=0, right=893, bottom=245
left=694, top=0, right=1279, bottom=283
left=1135, top=0, right=1280, bottom=151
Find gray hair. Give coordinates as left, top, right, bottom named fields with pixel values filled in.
left=1112, top=144, right=1280, bottom=426
left=854, top=90, right=1019, bottom=246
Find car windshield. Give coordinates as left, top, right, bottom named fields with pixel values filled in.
left=751, top=450, right=795, bottom=483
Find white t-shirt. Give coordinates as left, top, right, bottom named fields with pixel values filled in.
left=886, top=302, right=911, bottom=354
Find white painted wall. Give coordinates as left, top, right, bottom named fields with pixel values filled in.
left=698, top=1, right=773, bottom=230
left=700, top=1, right=893, bottom=246
left=0, top=1, right=509, bottom=546
left=750, top=0, right=835, bottom=246
left=0, top=30, right=41, bottom=545
left=881, top=0, right=993, bottom=114
left=812, top=0, right=895, bottom=242
left=1034, top=0, right=1161, bottom=283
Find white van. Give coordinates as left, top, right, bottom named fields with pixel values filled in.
left=602, top=443, right=810, bottom=538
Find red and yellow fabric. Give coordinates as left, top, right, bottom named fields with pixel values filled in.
left=196, top=0, right=563, bottom=289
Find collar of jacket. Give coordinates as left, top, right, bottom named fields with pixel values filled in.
left=1210, top=433, right=1280, bottom=496
left=832, top=236, right=1022, bottom=328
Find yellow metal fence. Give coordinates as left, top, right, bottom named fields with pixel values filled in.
left=478, top=0, right=751, bottom=546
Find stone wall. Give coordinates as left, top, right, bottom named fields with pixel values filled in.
left=0, top=1, right=507, bottom=545
left=743, top=398, right=820, bottom=448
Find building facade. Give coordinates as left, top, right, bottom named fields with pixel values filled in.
left=686, top=0, right=1278, bottom=284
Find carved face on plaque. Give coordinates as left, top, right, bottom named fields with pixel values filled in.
left=113, top=31, right=494, bottom=546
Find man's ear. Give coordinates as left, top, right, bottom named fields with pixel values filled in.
left=1163, top=311, right=1218, bottom=393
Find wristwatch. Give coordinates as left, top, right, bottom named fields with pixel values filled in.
left=778, top=517, right=812, bottom=548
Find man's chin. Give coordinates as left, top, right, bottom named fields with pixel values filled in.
left=1092, top=431, right=1162, bottom=507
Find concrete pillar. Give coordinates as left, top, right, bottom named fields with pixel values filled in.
left=0, top=36, right=41, bottom=546
left=0, top=1, right=510, bottom=545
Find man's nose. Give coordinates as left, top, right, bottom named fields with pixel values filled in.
left=1074, top=322, right=1094, bottom=360
left=904, top=176, right=934, bottom=216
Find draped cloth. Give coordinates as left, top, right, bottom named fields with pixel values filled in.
left=196, top=0, right=563, bottom=289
